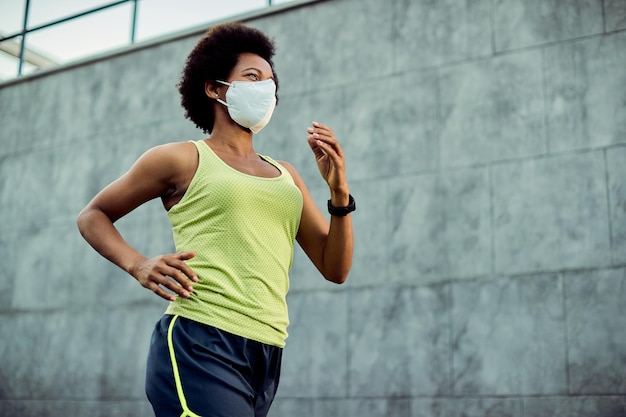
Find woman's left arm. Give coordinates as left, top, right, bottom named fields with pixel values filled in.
left=281, top=122, right=354, bottom=284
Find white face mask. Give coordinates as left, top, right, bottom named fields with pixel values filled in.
left=216, top=79, right=276, bottom=134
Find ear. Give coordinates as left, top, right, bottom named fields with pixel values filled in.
left=204, top=81, right=220, bottom=99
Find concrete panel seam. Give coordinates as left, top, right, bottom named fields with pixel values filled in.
left=603, top=149, right=616, bottom=266
left=560, top=272, right=572, bottom=395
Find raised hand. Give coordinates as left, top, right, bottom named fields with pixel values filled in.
left=306, top=121, right=348, bottom=196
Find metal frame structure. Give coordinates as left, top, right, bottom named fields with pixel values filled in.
left=0, top=0, right=274, bottom=77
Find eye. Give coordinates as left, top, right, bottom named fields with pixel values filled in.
left=247, top=73, right=259, bottom=81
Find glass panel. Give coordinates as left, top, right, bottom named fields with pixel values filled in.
left=26, top=2, right=132, bottom=63
left=0, top=0, right=296, bottom=81
left=28, top=0, right=118, bottom=28
left=0, top=0, right=27, bottom=35
left=135, top=0, right=267, bottom=41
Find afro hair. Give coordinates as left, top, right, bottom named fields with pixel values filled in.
left=177, top=22, right=279, bottom=134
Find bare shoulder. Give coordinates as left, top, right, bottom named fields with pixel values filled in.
left=141, top=141, right=197, bottom=165
left=276, top=160, right=303, bottom=184
left=131, top=141, right=196, bottom=176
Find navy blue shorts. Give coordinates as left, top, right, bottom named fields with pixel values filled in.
left=145, top=315, right=282, bottom=417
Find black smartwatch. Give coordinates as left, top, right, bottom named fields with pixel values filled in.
left=327, top=194, right=356, bottom=216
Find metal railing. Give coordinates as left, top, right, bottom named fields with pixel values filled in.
left=0, top=0, right=275, bottom=79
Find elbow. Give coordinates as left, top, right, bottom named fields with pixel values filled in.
left=76, top=206, right=96, bottom=236
left=323, top=270, right=350, bottom=285
left=320, top=257, right=352, bottom=285
left=76, top=208, right=87, bottom=234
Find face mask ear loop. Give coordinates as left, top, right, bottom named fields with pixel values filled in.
left=215, top=80, right=230, bottom=107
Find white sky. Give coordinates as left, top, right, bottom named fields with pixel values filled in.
left=0, top=0, right=294, bottom=80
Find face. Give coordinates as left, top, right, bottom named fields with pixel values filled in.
left=206, top=53, right=277, bottom=132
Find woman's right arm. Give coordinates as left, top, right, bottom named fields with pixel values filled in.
left=77, top=143, right=198, bottom=301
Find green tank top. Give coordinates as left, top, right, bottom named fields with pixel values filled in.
left=165, top=140, right=303, bottom=347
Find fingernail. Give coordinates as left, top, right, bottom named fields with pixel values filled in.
left=192, top=275, right=199, bottom=282
left=312, top=121, right=319, bottom=126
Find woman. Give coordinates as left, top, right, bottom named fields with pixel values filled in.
left=77, top=22, right=354, bottom=417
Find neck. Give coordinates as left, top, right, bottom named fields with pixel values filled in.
left=207, top=101, right=260, bottom=156
left=207, top=125, right=257, bottom=158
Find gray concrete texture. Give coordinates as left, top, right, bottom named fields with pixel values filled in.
left=0, top=0, right=625, bottom=415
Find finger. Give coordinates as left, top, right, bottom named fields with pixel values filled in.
left=309, top=121, right=334, bottom=134
left=312, top=132, right=336, bottom=145
left=317, top=141, right=348, bottom=176
left=177, top=251, right=197, bottom=260
left=307, top=134, right=327, bottom=159
left=312, top=121, right=333, bottom=134
left=309, top=125, right=334, bottom=140
left=309, top=124, right=343, bottom=155
left=161, top=264, right=195, bottom=293
left=148, top=281, right=178, bottom=302
left=308, top=130, right=337, bottom=150
left=318, top=137, right=344, bottom=158
left=313, top=139, right=345, bottom=166
left=159, top=273, right=192, bottom=298
left=172, top=252, right=199, bottom=283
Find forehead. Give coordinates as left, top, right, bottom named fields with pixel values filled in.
left=232, top=52, right=272, bottom=74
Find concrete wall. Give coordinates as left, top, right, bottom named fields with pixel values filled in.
left=1, top=0, right=625, bottom=416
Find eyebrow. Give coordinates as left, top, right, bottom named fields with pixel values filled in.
left=241, top=67, right=273, bottom=77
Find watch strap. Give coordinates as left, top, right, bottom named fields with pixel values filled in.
left=327, top=194, right=356, bottom=216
